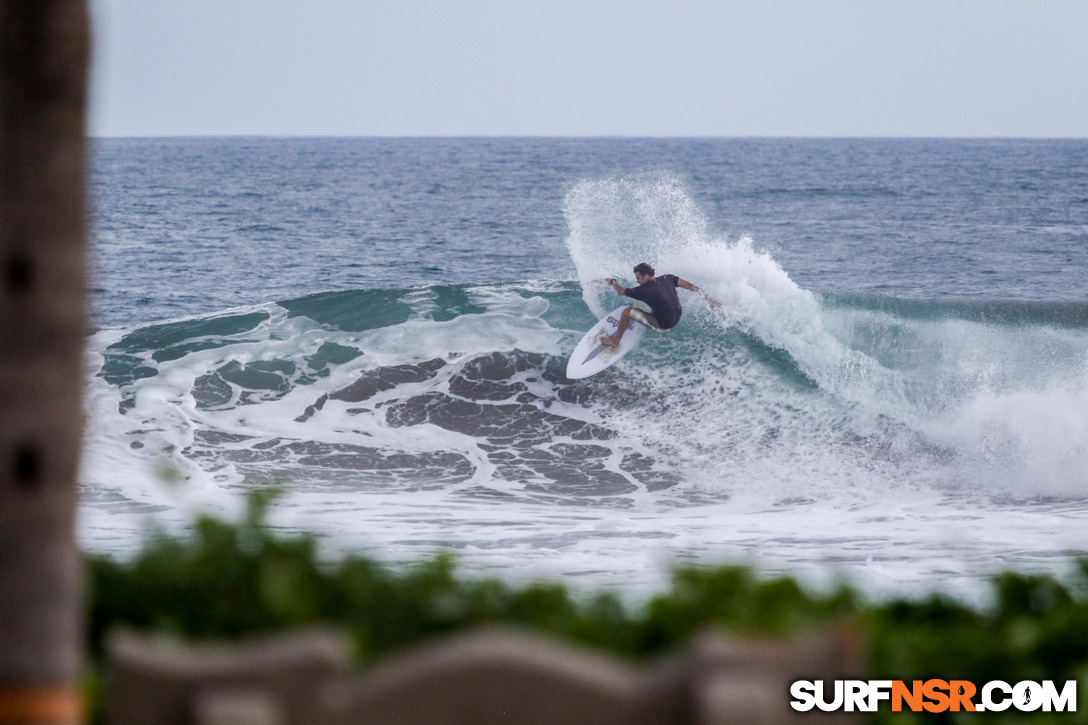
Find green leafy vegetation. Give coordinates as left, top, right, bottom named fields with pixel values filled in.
left=86, top=490, right=1088, bottom=723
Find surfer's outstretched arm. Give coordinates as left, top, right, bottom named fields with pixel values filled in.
left=677, top=278, right=721, bottom=310
left=605, top=277, right=626, bottom=296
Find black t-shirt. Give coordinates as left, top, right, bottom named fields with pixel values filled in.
left=624, top=274, right=682, bottom=329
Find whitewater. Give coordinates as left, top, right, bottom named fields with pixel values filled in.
left=82, top=138, right=1088, bottom=601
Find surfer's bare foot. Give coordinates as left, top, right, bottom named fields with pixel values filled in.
left=599, top=335, right=619, bottom=348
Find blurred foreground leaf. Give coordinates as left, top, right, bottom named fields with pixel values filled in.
left=86, top=490, right=1088, bottom=724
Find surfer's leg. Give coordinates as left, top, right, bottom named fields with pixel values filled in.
left=599, top=307, right=633, bottom=348
left=628, top=308, right=663, bottom=331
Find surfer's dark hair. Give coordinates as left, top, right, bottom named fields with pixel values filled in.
left=633, top=262, right=654, bottom=276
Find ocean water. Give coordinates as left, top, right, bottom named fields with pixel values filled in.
left=83, top=137, right=1088, bottom=601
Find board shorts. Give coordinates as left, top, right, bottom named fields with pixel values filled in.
left=629, top=307, right=671, bottom=332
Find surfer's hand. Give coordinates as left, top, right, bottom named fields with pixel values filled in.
left=605, top=278, right=615, bottom=285
left=708, top=297, right=722, bottom=310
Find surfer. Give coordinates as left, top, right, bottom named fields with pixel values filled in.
left=599, top=262, right=720, bottom=348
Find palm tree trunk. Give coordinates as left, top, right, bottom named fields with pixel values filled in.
left=0, top=1, right=90, bottom=723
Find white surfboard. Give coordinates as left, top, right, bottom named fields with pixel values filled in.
left=565, top=306, right=647, bottom=379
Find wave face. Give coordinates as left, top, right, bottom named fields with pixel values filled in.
left=564, top=175, right=1088, bottom=494
left=83, top=238, right=1088, bottom=597
left=88, top=279, right=1088, bottom=495
left=82, top=148, right=1088, bottom=597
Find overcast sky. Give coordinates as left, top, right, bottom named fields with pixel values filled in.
left=89, top=0, right=1088, bottom=137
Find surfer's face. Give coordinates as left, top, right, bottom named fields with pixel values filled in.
left=634, top=271, right=652, bottom=284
